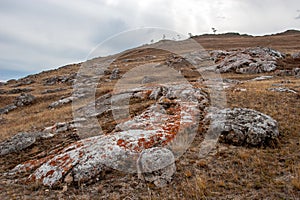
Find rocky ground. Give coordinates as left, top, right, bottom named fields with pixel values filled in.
left=0, top=30, right=300, bottom=199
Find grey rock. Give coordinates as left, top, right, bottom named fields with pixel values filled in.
left=0, top=104, right=17, bottom=115
left=202, top=78, right=241, bottom=90
left=294, top=68, right=300, bottom=77
left=41, top=88, right=66, bottom=94
left=149, top=86, right=163, bottom=100
left=137, top=147, right=176, bottom=187
left=292, top=52, right=300, bottom=59
left=206, top=108, right=279, bottom=146
left=251, top=76, right=273, bottom=81
left=267, top=87, right=297, bottom=94
left=49, top=93, right=85, bottom=109
left=0, top=131, right=59, bottom=156
left=123, top=58, right=136, bottom=63
left=14, top=93, right=36, bottom=107
left=0, top=132, right=36, bottom=156
left=43, top=73, right=76, bottom=85
left=49, top=96, right=74, bottom=109
left=275, top=70, right=294, bottom=76
left=275, top=68, right=300, bottom=77
left=8, top=88, right=33, bottom=94
left=13, top=79, right=35, bottom=87
left=110, top=68, right=120, bottom=80
left=211, top=47, right=284, bottom=74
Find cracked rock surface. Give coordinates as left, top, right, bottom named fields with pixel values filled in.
left=206, top=108, right=279, bottom=146
left=211, top=47, right=284, bottom=74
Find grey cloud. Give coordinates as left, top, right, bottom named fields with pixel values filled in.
left=0, top=0, right=299, bottom=81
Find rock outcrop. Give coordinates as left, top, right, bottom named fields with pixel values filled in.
left=211, top=47, right=284, bottom=74
left=205, top=108, right=279, bottom=146
left=7, top=84, right=209, bottom=187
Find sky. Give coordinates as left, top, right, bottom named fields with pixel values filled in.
left=0, top=0, right=299, bottom=81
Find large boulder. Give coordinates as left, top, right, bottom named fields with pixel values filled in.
left=211, top=47, right=284, bottom=74
left=206, top=108, right=279, bottom=146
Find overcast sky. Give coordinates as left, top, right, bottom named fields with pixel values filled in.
left=0, top=0, right=299, bottom=81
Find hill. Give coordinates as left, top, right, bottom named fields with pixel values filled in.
left=0, top=30, right=299, bottom=199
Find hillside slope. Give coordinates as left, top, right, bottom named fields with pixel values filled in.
left=0, top=30, right=299, bottom=199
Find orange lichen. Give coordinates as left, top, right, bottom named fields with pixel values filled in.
left=46, top=170, right=55, bottom=177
